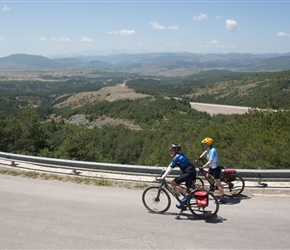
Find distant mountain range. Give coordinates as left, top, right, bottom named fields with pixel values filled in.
left=1, top=52, right=290, bottom=77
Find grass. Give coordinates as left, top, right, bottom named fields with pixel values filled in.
left=0, top=167, right=149, bottom=190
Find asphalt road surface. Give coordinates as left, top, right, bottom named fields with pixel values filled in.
left=1, top=175, right=290, bottom=249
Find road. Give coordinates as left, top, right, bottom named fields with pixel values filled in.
left=1, top=174, right=290, bottom=249
left=190, top=102, right=250, bottom=116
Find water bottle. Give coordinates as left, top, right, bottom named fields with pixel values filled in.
left=208, top=177, right=215, bottom=191
left=208, top=176, right=215, bottom=184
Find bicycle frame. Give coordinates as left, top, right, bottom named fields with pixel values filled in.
left=157, top=179, right=185, bottom=204
left=156, top=169, right=195, bottom=200
left=197, top=163, right=216, bottom=189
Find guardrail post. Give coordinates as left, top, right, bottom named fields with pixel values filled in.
left=257, top=167, right=261, bottom=185
left=257, top=167, right=268, bottom=187
left=11, top=161, right=16, bottom=167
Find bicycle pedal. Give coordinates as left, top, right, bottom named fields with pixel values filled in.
left=210, top=184, right=215, bottom=191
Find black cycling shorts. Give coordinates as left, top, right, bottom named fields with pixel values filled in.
left=209, top=166, right=222, bottom=179
left=174, top=171, right=196, bottom=185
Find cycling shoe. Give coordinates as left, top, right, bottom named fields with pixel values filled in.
left=176, top=203, right=187, bottom=210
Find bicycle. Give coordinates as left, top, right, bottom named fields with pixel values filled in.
left=142, top=172, right=219, bottom=220
left=195, top=160, right=245, bottom=197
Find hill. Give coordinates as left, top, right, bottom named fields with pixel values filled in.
left=54, top=83, right=149, bottom=109
left=1, top=52, right=290, bottom=77
left=186, top=70, right=290, bottom=109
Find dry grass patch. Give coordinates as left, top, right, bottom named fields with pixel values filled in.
left=54, top=84, right=149, bottom=109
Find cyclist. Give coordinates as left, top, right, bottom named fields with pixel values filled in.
left=197, top=137, right=226, bottom=204
left=156, top=143, right=196, bottom=209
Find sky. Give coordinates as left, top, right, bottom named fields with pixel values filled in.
left=0, top=0, right=290, bottom=58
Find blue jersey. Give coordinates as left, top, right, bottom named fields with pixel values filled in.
left=169, top=153, right=195, bottom=173
left=206, top=146, right=219, bottom=169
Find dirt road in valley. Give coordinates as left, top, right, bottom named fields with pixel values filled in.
left=190, top=102, right=250, bottom=116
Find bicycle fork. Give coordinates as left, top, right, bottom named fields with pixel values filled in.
left=153, top=186, right=165, bottom=202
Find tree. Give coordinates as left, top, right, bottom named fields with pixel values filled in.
left=56, top=126, right=102, bottom=161
left=7, top=106, right=48, bottom=154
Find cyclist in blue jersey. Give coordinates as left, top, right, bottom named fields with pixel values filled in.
left=157, top=143, right=196, bottom=209
left=198, top=137, right=226, bottom=204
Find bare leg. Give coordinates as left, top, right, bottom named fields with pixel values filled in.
left=207, top=172, right=224, bottom=196
left=214, top=178, right=225, bottom=196
left=170, top=180, right=188, bottom=196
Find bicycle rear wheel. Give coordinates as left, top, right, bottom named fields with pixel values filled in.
left=142, top=186, right=171, bottom=214
left=188, top=190, right=219, bottom=220
left=222, top=175, right=245, bottom=197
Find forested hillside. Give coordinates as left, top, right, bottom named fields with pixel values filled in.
left=0, top=69, right=289, bottom=169
left=127, top=70, right=290, bottom=109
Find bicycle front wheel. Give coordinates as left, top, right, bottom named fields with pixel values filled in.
left=188, top=191, right=219, bottom=220
left=222, top=175, right=245, bottom=197
left=142, top=186, right=171, bottom=214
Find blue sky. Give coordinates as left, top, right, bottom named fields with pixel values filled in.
left=0, top=0, right=290, bottom=58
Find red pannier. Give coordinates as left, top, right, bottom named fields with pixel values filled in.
left=195, top=190, right=208, bottom=207
left=224, top=169, right=238, bottom=181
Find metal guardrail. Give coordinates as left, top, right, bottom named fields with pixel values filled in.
left=1, top=151, right=290, bottom=182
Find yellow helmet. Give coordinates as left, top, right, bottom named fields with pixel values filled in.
left=201, top=137, right=214, bottom=146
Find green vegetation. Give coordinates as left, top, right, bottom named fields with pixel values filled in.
left=0, top=69, right=289, bottom=170
left=128, top=70, right=290, bottom=109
